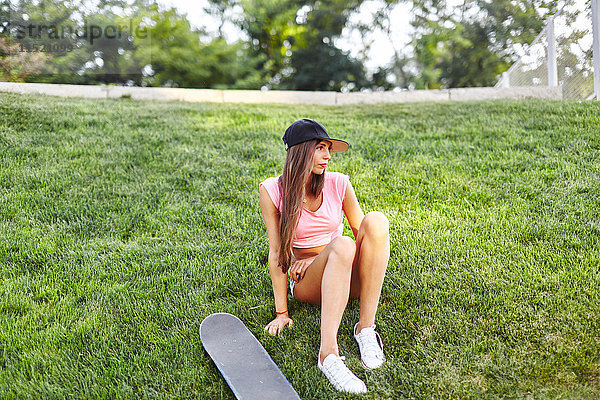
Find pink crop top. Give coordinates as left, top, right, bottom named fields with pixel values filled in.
left=259, top=172, right=349, bottom=248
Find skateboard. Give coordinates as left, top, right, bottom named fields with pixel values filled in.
left=200, top=313, right=301, bottom=400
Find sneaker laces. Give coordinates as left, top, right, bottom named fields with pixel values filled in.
left=358, top=326, right=385, bottom=361
left=321, top=355, right=363, bottom=390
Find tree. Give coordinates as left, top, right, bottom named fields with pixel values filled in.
left=372, top=0, right=560, bottom=89
left=2, top=0, right=259, bottom=88
left=291, top=42, right=366, bottom=90
left=0, top=36, right=48, bottom=81
left=207, top=0, right=368, bottom=90
left=288, top=0, right=367, bottom=90
left=133, top=4, right=263, bottom=88
left=2, top=0, right=90, bottom=83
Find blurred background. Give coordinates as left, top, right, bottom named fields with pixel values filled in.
left=0, top=0, right=588, bottom=92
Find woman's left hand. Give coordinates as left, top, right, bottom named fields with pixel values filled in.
left=265, top=314, right=293, bottom=336
left=289, top=258, right=311, bottom=282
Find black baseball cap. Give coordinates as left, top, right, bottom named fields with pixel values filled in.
left=283, top=119, right=349, bottom=153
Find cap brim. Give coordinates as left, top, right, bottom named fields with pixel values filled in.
left=328, top=139, right=349, bottom=153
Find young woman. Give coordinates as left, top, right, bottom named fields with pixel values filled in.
left=259, top=118, right=390, bottom=394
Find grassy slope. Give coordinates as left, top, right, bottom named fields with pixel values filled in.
left=0, top=92, right=599, bottom=399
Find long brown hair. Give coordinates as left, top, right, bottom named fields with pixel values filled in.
left=277, top=140, right=325, bottom=273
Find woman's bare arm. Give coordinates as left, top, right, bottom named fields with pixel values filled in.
left=342, top=180, right=365, bottom=239
left=259, top=185, right=293, bottom=334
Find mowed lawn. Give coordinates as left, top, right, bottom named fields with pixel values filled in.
left=0, top=91, right=599, bottom=399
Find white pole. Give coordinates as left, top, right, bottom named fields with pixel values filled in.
left=547, top=16, right=558, bottom=86
left=593, top=0, right=600, bottom=100
left=502, top=72, right=510, bottom=88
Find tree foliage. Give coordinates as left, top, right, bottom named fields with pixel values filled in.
left=384, top=0, right=561, bottom=89
left=207, top=0, right=368, bottom=90
left=2, top=0, right=563, bottom=90
left=1, top=0, right=262, bottom=87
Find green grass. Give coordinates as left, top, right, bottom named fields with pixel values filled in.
left=1, top=91, right=599, bottom=399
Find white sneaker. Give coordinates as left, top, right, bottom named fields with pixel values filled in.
left=354, top=323, right=386, bottom=369
left=318, top=353, right=367, bottom=394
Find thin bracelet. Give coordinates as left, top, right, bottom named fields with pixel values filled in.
left=275, top=309, right=288, bottom=315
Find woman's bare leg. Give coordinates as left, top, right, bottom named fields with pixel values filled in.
left=349, top=211, right=390, bottom=333
left=292, top=236, right=356, bottom=363
left=293, top=211, right=389, bottom=362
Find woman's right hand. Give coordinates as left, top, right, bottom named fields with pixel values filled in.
left=289, top=258, right=312, bottom=283
left=265, top=314, right=293, bottom=336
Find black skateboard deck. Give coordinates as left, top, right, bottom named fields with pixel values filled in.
left=200, top=313, right=301, bottom=400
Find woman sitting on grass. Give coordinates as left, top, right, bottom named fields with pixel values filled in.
left=259, top=118, right=390, bottom=394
